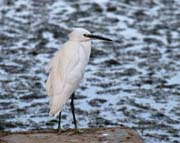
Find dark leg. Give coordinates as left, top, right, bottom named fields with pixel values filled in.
left=57, top=112, right=61, bottom=131
left=71, top=93, right=77, bottom=129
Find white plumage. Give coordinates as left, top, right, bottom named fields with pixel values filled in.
left=46, top=28, right=91, bottom=116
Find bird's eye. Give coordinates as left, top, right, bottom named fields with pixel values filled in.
left=84, top=34, right=90, bottom=38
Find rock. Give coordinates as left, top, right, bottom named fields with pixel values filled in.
left=0, top=127, right=143, bottom=143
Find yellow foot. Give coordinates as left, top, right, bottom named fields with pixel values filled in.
left=57, top=128, right=72, bottom=134
left=71, top=129, right=83, bottom=135
left=57, top=129, right=65, bottom=135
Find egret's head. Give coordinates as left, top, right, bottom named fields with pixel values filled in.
left=68, top=28, right=91, bottom=42
left=68, top=28, right=112, bottom=42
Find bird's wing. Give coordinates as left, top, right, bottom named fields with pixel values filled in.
left=46, top=42, right=81, bottom=116
left=46, top=42, right=79, bottom=96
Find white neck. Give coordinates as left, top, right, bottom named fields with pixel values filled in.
left=80, top=41, right=91, bottom=62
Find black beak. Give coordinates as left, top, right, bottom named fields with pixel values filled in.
left=84, top=34, right=112, bottom=42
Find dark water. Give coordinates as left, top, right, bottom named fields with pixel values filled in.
left=0, top=0, right=180, bottom=143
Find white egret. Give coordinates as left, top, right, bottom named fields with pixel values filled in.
left=46, top=28, right=112, bottom=132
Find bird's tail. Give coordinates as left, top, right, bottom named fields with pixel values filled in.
left=49, top=93, right=68, bottom=116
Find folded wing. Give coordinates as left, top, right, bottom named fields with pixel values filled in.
left=46, top=42, right=81, bottom=116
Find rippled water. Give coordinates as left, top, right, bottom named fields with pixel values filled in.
left=0, top=0, right=180, bottom=143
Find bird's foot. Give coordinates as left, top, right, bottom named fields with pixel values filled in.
left=57, top=128, right=65, bottom=135
left=57, top=130, right=62, bottom=134
left=71, top=128, right=83, bottom=135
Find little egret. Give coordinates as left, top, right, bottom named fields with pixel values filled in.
left=46, top=28, right=112, bottom=132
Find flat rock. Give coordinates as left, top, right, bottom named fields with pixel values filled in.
left=0, top=127, right=143, bottom=143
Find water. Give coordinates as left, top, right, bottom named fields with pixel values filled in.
left=0, top=0, right=180, bottom=143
